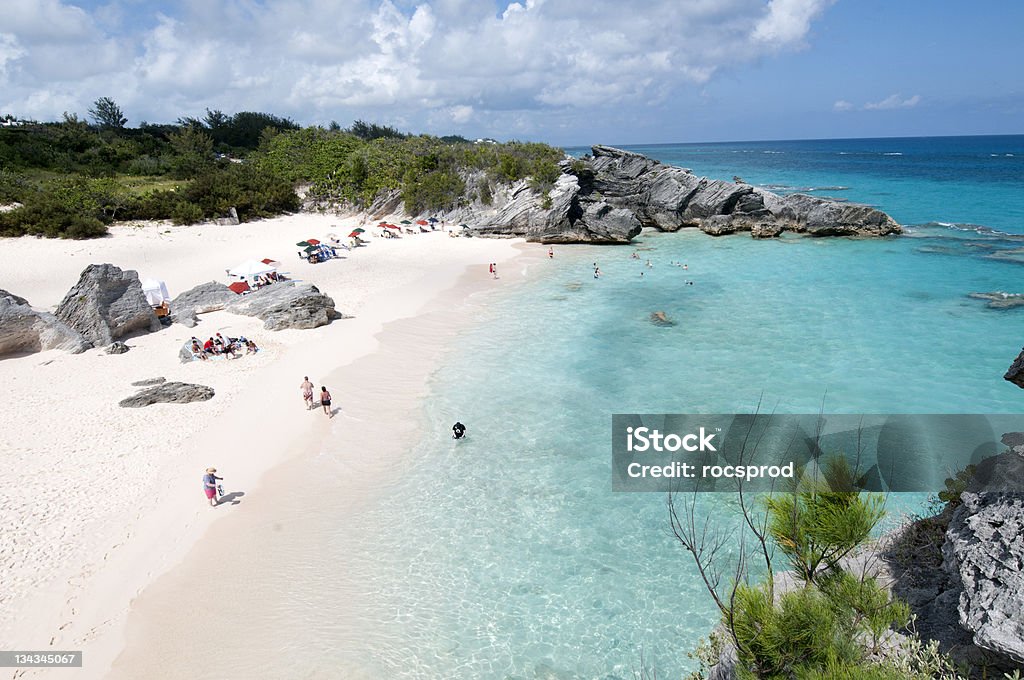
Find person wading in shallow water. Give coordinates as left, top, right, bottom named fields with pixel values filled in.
left=203, top=467, right=223, bottom=507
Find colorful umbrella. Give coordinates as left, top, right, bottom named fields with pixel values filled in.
left=400, top=220, right=412, bottom=224
left=384, top=224, right=400, bottom=230
left=352, top=228, right=365, bottom=233
left=427, top=217, right=438, bottom=223
left=296, top=241, right=310, bottom=247
left=228, top=281, right=250, bottom=294
left=304, top=245, right=319, bottom=253
left=260, top=258, right=280, bottom=266
left=348, top=231, right=361, bottom=238
left=416, top=220, right=429, bottom=225
left=306, top=238, right=320, bottom=245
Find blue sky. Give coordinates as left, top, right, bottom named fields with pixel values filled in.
left=1, top=0, right=1021, bottom=146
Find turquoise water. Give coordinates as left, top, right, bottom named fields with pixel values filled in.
left=332, top=137, right=1024, bottom=678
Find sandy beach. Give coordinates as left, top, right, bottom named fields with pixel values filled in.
left=0, top=214, right=526, bottom=678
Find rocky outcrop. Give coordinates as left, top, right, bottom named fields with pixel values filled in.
left=131, top=377, right=166, bottom=387
left=1005, top=348, right=1024, bottom=388
left=227, top=282, right=341, bottom=330
left=0, top=289, right=90, bottom=357
left=882, top=442, right=1024, bottom=674
left=119, top=381, right=215, bottom=408
left=472, top=175, right=641, bottom=243
left=970, top=292, right=1024, bottom=310
left=55, top=264, right=161, bottom=347
left=169, top=281, right=237, bottom=327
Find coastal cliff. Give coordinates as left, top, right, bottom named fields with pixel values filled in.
left=433, top=145, right=902, bottom=243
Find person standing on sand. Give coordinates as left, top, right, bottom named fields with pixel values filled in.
left=203, top=467, right=223, bottom=507
left=548, top=247, right=553, bottom=259
left=300, top=376, right=314, bottom=410
left=321, top=386, right=333, bottom=417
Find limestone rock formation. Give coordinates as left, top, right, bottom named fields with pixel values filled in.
left=119, top=381, right=215, bottom=408
left=55, top=264, right=161, bottom=347
left=944, top=464, right=1024, bottom=664
left=227, top=282, right=341, bottom=330
left=1005, top=348, right=1024, bottom=388
left=169, top=281, right=237, bottom=327
left=0, top=289, right=90, bottom=357
left=970, top=292, right=1024, bottom=310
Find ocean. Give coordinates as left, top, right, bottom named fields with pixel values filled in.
left=215, top=136, right=1024, bottom=678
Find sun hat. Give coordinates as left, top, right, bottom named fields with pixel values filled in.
left=206, top=467, right=217, bottom=473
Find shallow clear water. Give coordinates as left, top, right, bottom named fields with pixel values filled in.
left=276, top=137, right=1024, bottom=678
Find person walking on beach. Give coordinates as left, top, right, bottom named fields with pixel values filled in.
left=300, top=376, right=314, bottom=410
left=320, top=386, right=333, bottom=417
left=203, top=467, right=223, bottom=507
left=548, top=247, right=554, bottom=259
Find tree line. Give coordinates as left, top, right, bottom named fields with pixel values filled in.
left=0, top=97, right=564, bottom=239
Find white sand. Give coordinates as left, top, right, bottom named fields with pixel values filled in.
left=0, top=214, right=526, bottom=678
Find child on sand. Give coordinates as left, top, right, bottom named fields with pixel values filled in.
left=301, top=376, right=314, bottom=410
left=321, top=386, right=333, bottom=416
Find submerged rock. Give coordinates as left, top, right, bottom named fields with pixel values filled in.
left=0, top=288, right=90, bottom=357
left=119, top=381, right=215, bottom=407
left=969, top=292, right=1024, bottom=309
left=55, top=264, right=161, bottom=347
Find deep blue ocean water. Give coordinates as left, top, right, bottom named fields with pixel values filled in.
left=280, top=137, right=1024, bottom=678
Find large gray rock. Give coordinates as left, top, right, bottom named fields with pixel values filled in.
left=772, top=193, right=901, bottom=236
left=971, top=292, right=1024, bottom=310
left=55, top=264, right=161, bottom=347
left=1005, top=348, right=1024, bottom=388
left=943, top=455, right=1024, bottom=664
left=0, top=289, right=90, bottom=357
left=227, top=282, right=341, bottom=330
left=169, top=281, right=237, bottom=327
left=474, top=174, right=641, bottom=244
left=119, top=381, right=215, bottom=408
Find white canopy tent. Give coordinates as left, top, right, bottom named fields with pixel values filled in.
left=228, top=260, right=276, bottom=280
left=141, top=278, right=170, bottom=306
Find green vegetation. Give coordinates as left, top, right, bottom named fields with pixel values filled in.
left=671, top=456, right=955, bottom=679
left=0, top=97, right=565, bottom=239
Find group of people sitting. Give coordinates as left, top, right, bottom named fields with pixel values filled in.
left=255, top=271, right=283, bottom=288
left=189, top=333, right=260, bottom=361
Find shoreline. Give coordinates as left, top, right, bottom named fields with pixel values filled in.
left=106, top=243, right=544, bottom=678
left=0, top=215, right=529, bottom=679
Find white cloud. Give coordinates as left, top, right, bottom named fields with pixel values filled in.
left=863, top=93, right=921, bottom=110
left=832, top=99, right=852, bottom=112
left=0, top=0, right=837, bottom=136
left=752, top=0, right=834, bottom=46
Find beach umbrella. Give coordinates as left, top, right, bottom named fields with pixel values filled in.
left=427, top=217, right=438, bottom=223
left=352, top=228, right=365, bottom=233
left=140, top=278, right=170, bottom=306
left=400, top=220, right=412, bottom=224
left=260, top=258, right=280, bottom=267
left=229, top=259, right=275, bottom=279
left=304, top=245, right=319, bottom=253
left=416, top=219, right=429, bottom=225
left=307, top=238, right=321, bottom=245
left=228, top=281, right=250, bottom=294
left=348, top=230, right=362, bottom=238
left=384, top=224, right=400, bottom=230
left=296, top=241, right=311, bottom=247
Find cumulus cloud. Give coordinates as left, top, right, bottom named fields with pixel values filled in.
left=863, top=93, right=921, bottom=110
left=0, top=0, right=836, bottom=136
left=832, top=99, right=853, bottom=112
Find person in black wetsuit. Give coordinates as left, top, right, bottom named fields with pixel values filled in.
left=452, top=422, right=467, bottom=439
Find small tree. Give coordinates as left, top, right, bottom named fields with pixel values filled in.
left=88, top=97, right=127, bottom=129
